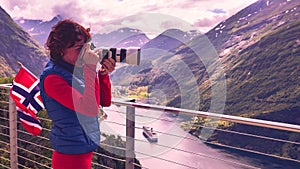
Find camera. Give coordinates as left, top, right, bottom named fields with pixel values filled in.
left=91, top=43, right=141, bottom=65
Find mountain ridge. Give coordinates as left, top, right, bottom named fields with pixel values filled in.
left=15, top=15, right=63, bottom=46
left=0, top=6, right=48, bottom=77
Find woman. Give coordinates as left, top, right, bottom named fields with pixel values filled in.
left=40, top=19, right=115, bottom=169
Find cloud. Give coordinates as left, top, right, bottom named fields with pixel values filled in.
left=96, top=13, right=195, bottom=38
left=194, top=15, right=228, bottom=27
left=0, top=0, right=257, bottom=35
left=52, top=2, right=83, bottom=21
left=209, top=9, right=227, bottom=14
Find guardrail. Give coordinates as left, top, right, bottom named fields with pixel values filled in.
left=113, top=100, right=300, bottom=133
left=1, top=83, right=300, bottom=169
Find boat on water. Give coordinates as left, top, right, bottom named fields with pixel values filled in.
left=142, top=126, right=158, bottom=142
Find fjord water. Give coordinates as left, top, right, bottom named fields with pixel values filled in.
left=101, top=105, right=300, bottom=169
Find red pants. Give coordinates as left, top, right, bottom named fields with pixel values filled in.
left=52, top=150, right=93, bottom=169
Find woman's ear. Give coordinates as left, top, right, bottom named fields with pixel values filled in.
left=86, top=28, right=91, bottom=32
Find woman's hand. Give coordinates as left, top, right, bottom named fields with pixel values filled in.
left=81, top=43, right=99, bottom=65
left=100, top=57, right=116, bottom=75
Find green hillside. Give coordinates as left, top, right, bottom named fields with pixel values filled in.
left=0, top=6, right=48, bottom=77
left=225, top=20, right=300, bottom=117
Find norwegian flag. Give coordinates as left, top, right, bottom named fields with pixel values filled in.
left=10, top=64, right=44, bottom=136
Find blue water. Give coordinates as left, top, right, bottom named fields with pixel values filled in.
left=101, top=105, right=300, bottom=169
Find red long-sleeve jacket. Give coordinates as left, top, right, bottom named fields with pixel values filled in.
left=43, top=64, right=111, bottom=116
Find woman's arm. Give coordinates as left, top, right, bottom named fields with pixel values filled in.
left=44, top=64, right=99, bottom=116
left=98, top=73, right=111, bottom=107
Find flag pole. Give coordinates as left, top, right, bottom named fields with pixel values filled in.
left=10, top=63, right=19, bottom=168
left=16, top=61, right=39, bottom=79
left=9, top=96, right=18, bottom=169
left=17, top=61, right=23, bottom=67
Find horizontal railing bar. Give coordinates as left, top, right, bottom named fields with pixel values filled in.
left=132, top=162, right=149, bottom=169
left=0, top=91, right=9, bottom=94
left=191, top=123, right=300, bottom=145
left=0, top=100, right=9, bottom=104
left=0, top=156, right=10, bottom=162
left=17, top=129, right=50, bottom=142
left=0, top=108, right=9, bottom=112
left=0, top=162, right=10, bottom=169
left=17, top=154, right=51, bottom=169
left=0, top=148, right=10, bottom=154
left=113, top=99, right=300, bottom=133
left=107, top=108, right=176, bottom=123
left=104, top=120, right=127, bottom=127
left=17, top=138, right=53, bottom=152
left=0, top=84, right=11, bottom=89
left=17, top=163, right=30, bottom=169
left=94, top=151, right=126, bottom=162
left=0, top=124, right=9, bottom=129
left=135, top=150, right=200, bottom=169
left=0, top=133, right=10, bottom=138
left=100, top=142, right=126, bottom=151
left=204, top=140, right=300, bottom=163
left=91, top=162, right=113, bottom=169
left=18, top=146, right=52, bottom=162
left=0, top=116, right=9, bottom=121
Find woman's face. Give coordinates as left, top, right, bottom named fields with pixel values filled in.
left=63, top=35, right=86, bottom=66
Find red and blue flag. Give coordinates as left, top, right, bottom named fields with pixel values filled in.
left=10, top=65, right=44, bottom=136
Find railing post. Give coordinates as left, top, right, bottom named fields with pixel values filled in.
left=9, top=96, right=18, bottom=169
left=125, top=102, right=135, bottom=169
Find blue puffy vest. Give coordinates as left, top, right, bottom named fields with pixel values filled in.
left=40, top=59, right=100, bottom=154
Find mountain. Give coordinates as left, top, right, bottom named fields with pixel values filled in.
left=140, top=29, right=201, bottom=61
left=116, top=0, right=300, bottom=161
left=142, top=29, right=200, bottom=51
left=0, top=7, right=48, bottom=77
left=110, top=28, right=202, bottom=92
left=123, top=0, right=300, bottom=117
left=15, top=15, right=62, bottom=46
left=205, top=0, right=300, bottom=160
left=205, top=0, right=300, bottom=117
left=15, top=17, right=150, bottom=49
left=91, top=27, right=150, bottom=48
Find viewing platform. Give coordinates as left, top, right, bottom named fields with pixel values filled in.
left=1, top=84, right=300, bottom=169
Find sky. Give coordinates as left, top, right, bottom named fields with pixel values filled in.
left=0, top=0, right=257, bottom=38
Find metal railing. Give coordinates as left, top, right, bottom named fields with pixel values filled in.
left=1, top=83, right=300, bottom=169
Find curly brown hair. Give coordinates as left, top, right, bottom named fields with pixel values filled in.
left=45, top=19, right=91, bottom=62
